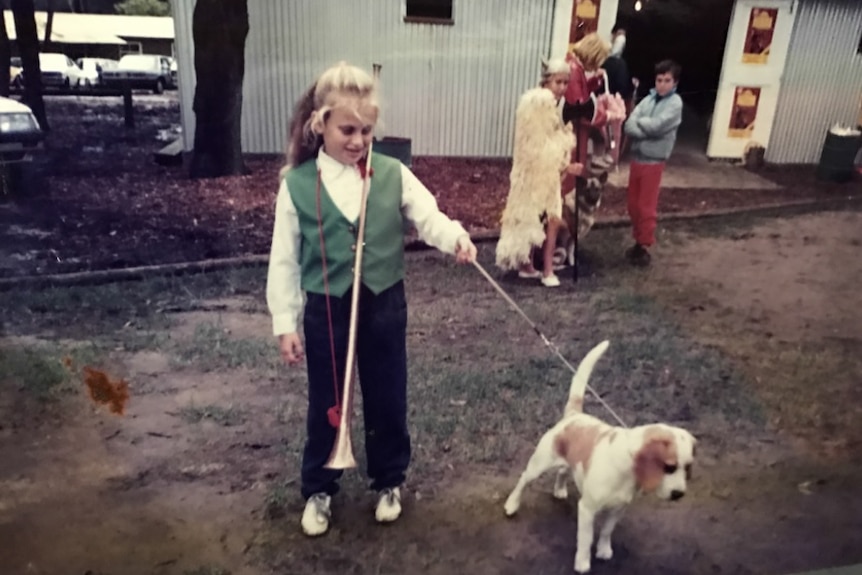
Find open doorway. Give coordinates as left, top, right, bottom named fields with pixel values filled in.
left=613, top=0, right=735, bottom=159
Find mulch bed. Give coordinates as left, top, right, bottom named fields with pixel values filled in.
left=1, top=94, right=859, bottom=279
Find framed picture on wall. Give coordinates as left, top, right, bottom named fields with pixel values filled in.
left=569, top=0, right=600, bottom=48
left=728, top=87, right=761, bottom=138
left=742, top=8, right=778, bottom=64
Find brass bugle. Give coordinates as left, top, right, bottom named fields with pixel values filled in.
left=323, top=62, right=382, bottom=470
left=323, top=148, right=370, bottom=470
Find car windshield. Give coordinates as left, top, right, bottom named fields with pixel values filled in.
left=118, top=55, right=158, bottom=70
left=39, top=54, right=69, bottom=68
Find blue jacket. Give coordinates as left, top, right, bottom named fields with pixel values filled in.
left=624, top=88, right=683, bottom=163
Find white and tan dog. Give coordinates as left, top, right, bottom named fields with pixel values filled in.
left=503, top=340, right=697, bottom=573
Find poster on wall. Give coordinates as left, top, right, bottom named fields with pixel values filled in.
left=742, top=8, right=778, bottom=64
left=728, top=87, right=761, bottom=138
left=569, top=0, right=600, bottom=49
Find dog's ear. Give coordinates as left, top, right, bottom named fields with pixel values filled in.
left=575, top=176, right=587, bottom=190
left=634, top=432, right=677, bottom=493
left=597, top=170, right=609, bottom=185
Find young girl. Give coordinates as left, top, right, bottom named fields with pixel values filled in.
left=495, top=58, right=581, bottom=287
left=561, top=33, right=611, bottom=184
left=266, top=61, right=477, bottom=536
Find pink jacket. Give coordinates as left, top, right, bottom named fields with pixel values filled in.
left=564, top=55, right=609, bottom=127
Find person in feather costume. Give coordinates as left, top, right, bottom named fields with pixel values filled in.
left=495, top=58, right=582, bottom=287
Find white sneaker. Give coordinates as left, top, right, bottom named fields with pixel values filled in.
left=517, top=269, right=542, bottom=279
left=591, top=156, right=613, bottom=170
left=375, top=487, right=402, bottom=523
left=301, top=493, right=331, bottom=536
left=541, top=273, right=561, bottom=287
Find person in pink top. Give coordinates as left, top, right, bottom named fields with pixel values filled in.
left=561, top=33, right=610, bottom=193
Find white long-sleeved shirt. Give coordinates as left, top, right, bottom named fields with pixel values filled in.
left=266, top=149, right=468, bottom=336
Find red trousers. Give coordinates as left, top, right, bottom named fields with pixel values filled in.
left=627, top=161, right=665, bottom=247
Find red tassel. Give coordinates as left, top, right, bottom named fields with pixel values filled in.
left=357, top=161, right=374, bottom=179
left=327, top=405, right=341, bottom=428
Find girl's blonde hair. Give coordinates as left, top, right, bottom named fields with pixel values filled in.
left=572, top=33, right=610, bottom=71
left=539, top=57, right=569, bottom=86
left=283, top=61, right=379, bottom=172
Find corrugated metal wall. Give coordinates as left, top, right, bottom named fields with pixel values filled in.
left=170, top=0, right=194, bottom=151
left=172, top=0, right=555, bottom=157
left=767, top=0, right=862, bottom=163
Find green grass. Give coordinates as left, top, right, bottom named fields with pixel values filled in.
left=172, top=321, right=281, bottom=372
left=0, top=266, right=266, bottom=338
left=177, top=403, right=245, bottom=426
left=0, top=342, right=105, bottom=397
left=263, top=477, right=295, bottom=519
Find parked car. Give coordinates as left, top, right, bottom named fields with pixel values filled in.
left=38, top=52, right=88, bottom=89
left=100, top=54, right=175, bottom=94
left=76, top=57, right=119, bottom=87
left=0, top=96, right=45, bottom=195
left=0, top=95, right=43, bottom=163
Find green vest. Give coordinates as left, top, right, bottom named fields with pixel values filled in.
left=287, top=154, right=405, bottom=297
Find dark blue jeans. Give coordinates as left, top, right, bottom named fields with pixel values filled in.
left=301, top=281, right=410, bottom=499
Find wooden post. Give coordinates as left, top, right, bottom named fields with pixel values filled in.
left=572, top=190, right=579, bottom=283
left=123, top=83, right=134, bottom=128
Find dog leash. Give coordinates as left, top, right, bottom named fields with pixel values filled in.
left=471, top=260, right=629, bottom=428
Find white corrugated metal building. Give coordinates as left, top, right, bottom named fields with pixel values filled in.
left=170, top=0, right=619, bottom=158
left=170, top=0, right=861, bottom=164
left=707, top=0, right=862, bottom=164
left=763, top=0, right=862, bottom=164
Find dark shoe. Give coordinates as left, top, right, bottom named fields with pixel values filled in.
left=625, top=243, right=651, bottom=267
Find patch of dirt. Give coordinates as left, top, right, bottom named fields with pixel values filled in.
left=664, top=211, right=862, bottom=344
left=0, top=329, right=288, bottom=575
left=3, top=209, right=862, bottom=574
left=647, top=210, right=862, bottom=457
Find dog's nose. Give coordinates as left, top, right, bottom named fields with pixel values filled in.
left=670, top=490, right=685, bottom=501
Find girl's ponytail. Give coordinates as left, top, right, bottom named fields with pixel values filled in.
left=282, top=83, right=320, bottom=174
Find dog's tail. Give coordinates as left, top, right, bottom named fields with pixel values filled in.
left=564, top=340, right=610, bottom=416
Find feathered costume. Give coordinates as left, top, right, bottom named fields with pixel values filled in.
left=495, top=87, right=576, bottom=271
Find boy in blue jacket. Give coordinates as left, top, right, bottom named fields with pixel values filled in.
left=623, top=60, right=683, bottom=266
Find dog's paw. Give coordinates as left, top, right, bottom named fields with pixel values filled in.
left=574, top=555, right=592, bottom=573
left=503, top=496, right=520, bottom=517
left=566, top=246, right=575, bottom=267
left=552, top=247, right=567, bottom=267
left=595, top=541, right=613, bottom=560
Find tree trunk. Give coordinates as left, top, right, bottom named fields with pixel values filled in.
left=0, top=15, right=11, bottom=98
left=44, top=0, right=55, bottom=52
left=189, top=0, right=249, bottom=178
left=11, top=0, right=49, bottom=131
